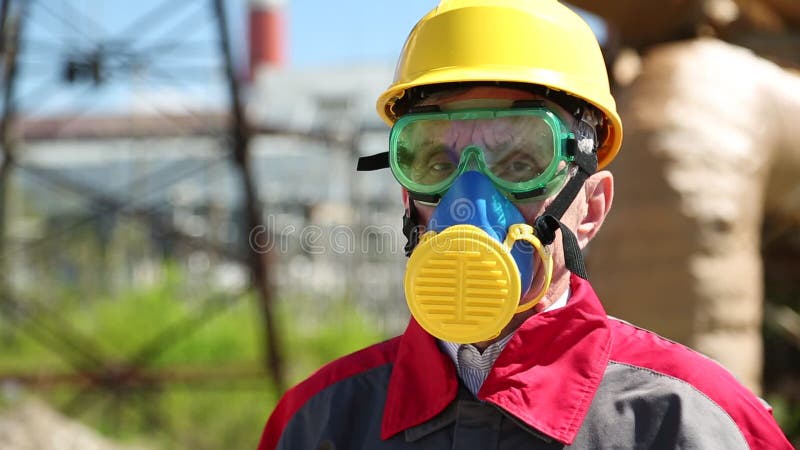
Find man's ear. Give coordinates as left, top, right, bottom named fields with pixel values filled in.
left=576, top=171, right=614, bottom=248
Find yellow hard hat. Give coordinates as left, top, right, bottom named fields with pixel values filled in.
left=377, top=0, right=623, bottom=169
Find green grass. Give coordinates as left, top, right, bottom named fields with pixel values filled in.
left=0, top=268, right=387, bottom=450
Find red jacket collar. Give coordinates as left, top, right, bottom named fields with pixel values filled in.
left=381, top=275, right=612, bottom=444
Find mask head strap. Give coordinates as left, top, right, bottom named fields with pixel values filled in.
left=533, top=137, right=598, bottom=279
left=402, top=200, right=423, bottom=257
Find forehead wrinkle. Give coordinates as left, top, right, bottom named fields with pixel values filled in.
left=440, top=119, right=517, bottom=157
left=445, top=120, right=473, bottom=151
left=478, top=118, right=519, bottom=153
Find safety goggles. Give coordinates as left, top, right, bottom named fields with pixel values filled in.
left=389, top=106, right=576, bottom=202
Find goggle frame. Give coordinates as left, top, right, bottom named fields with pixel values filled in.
left=389, top=107, right=576, bottom=202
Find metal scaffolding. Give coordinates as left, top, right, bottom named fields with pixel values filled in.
left=0, top=0, right=295, bottom=426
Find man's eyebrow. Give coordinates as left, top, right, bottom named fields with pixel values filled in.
left=401, top=140, right=448, bottom=161
left=412, top=139, right=441, bottom=149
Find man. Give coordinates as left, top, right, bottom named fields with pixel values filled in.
left=258, top=1, right=793, bottom=448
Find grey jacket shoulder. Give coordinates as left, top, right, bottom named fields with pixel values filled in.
left=574, top=361, right=749, bottom=449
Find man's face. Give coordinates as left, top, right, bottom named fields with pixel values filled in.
left=407, top=85, right=607, bottom=312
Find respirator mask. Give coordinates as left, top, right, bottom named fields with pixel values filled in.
left=358, top=102, right=598, bottom=343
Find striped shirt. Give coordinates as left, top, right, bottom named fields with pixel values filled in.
left=439, top=289, right=570, bottom=396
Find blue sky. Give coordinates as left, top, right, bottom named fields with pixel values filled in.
left=285, top=2, right=605, bottom=67
left=284, top=1, right=441, bottom=67
left=14, top=1, right=605, bottom=115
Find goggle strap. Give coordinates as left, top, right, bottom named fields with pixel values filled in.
left=511, top=99, right=546, bottom=109
left=407, top=105, right=441, bottom=114
left=356, top=152, right=390, bottom=171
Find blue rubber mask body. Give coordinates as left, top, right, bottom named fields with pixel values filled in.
left=427, top=170, right=534, bottom=297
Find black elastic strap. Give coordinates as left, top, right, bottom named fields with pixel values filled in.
left=511, top=186, right=547, bottom=201
left=559, top=220, right=588, bottom=279
left=407, top=191, right=440, bottom=205
left=534, top=215, right=588, bottom=279
left=541, top=139, right=596, bottom=220
left=511, top=100, right=546, bottom=109
left=532, top=144, right=598, bottom=280
left=543, top=169, right=589, bottom=220
left=357, top=152, right=389, bottom=171
left=402, top=200, right=423, bottom=257
left=408, top=105, right=441, bottom=114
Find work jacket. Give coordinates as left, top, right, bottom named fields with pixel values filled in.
left=258, top=275, right=793, bottom=449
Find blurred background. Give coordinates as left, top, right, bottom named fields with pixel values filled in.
left=0, top=0, right=797, bottom=449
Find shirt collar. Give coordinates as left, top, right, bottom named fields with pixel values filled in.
left=438, top=332, right=514, bottom=396
left=438, top=288, right=571, bottom=396
left=381, top=275, right=612, bottom=445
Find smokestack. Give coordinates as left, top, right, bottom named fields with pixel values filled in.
left=248, top=0, right=286, bottom=78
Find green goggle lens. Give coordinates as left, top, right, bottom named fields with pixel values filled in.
left=389, top=108, right=574, bottom=200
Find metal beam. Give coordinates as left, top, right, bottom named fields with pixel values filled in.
left=212, top=0, right=284, bottom=393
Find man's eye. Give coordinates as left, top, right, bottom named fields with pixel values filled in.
left=507, top=160, right=534, bottom=173
left=492, top=151, right=547, bottom=182
left=430, top=161, right=455, bottom=172
left=423, top=149, right=456, bottom=172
